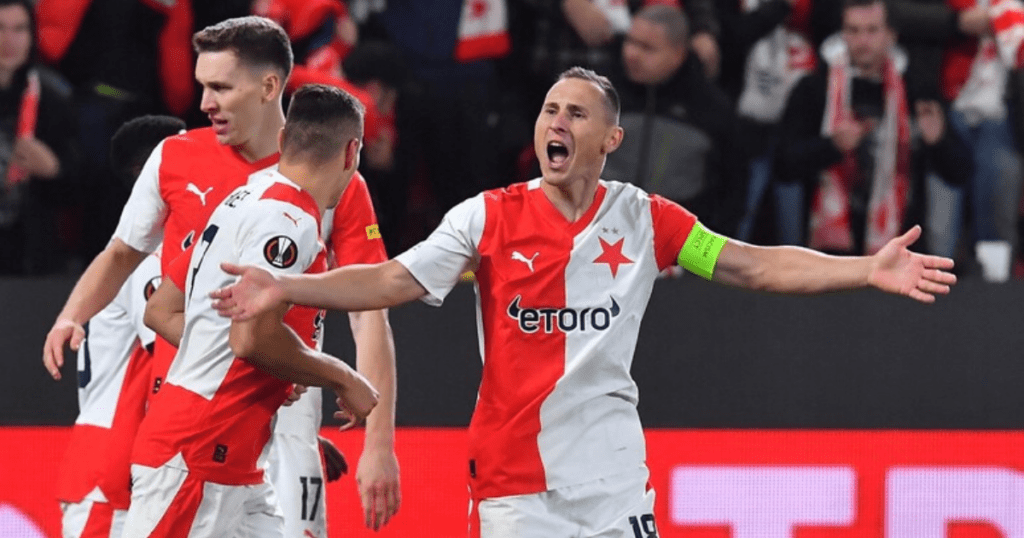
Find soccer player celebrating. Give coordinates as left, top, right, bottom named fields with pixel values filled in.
left=42, top=16, right=400, bottom=531
left=211, top=67, right=957, bottom=537
left=124, top=84, right=378, bottom=537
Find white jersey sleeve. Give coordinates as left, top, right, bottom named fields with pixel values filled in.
left=112, top=141, right=167, bottom=253
left=235, top=200, right=322, bottom=278
left=394, top=194, right=485, bottom=306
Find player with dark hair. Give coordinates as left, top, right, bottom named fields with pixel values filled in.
left=127, top=84, right=378, bottom=538
left=212, top=66, right=957, bottom=537
left=108, top=115, right=187, bottom=189
left=56, top=115, right=183, bottom=538
left=43, top=15, right=400, bottom=534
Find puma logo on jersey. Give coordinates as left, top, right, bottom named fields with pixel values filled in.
left=511, top=251, right=539, bottom=272
left=186, top=183, right=213, bottom=205
left=507, top=295, right=621, bottom=334
left=283, top=212, right=300, bottom=227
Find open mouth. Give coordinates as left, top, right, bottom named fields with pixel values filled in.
left=547, top=141, right=569, bottom=167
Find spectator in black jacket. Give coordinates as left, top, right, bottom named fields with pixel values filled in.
left=0, top=0, right=78, bottom=274
left=604, top=4, right=746, bottom=235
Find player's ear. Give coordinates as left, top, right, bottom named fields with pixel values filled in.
left=602, top=126, right=624, bottom=154
left=262, top=70, right=283, bottom=103
left=343, top=138, right=360, bottom=171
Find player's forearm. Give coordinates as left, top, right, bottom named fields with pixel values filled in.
left=232, top=314, right=363, bottom=393
left=281, top=260, right=424, bottom=312
left=350, top=309, right=397, bottom=447
left=144, top=280, right=185, bottom=347
left=58, top=240, right=147, bottom=324
left=717, top=242, right=872, bottom=293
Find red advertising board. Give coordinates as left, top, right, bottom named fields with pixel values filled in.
left=1, top=428, right=1021, bottom=537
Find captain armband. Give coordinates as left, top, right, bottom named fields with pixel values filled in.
left=676, top=222, right=727, bottom=280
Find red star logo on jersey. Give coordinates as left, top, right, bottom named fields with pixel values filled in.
left=593, top=237, right=633, bottom=277
left=471, top=0, right=487, bottom=17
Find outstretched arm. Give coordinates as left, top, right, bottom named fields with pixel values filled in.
left=229, top=307, right=379, bottom=428
left=711, top=225, right=956, bottom=301
left=43, top=239, right=148, bottom=380
left=212, top=259, right=427, bottom=320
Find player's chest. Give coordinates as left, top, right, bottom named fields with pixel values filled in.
left=478, top=211, right=654, bottom=289
left=162, top=168, right=250, bottom=225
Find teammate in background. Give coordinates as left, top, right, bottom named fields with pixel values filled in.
left=57, top=115, right=185, bottom=538
left=211, top=67, right=957, bottom=537
left=126, top=84, right=378, bottom=538
left=41, top=16, right=401, bottom=531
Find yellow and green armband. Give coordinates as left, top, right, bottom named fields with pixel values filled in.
left=677, top=222, right=727, bottom=280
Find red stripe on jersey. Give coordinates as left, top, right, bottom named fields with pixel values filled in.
left=467, top=184, right=607, bottom=499
left=261, top=181, right=322, bottom=227
left=157, top=128, right=280, bottom=276
left=133, top=368, right=291, bottom=485
left=330, top=172, right=388, bottom=266
left=79, top=502, right=116, bottom=538
left=148, top=473, right=205, bottom=538
left=57, top=346, right=151, bottom=507
left=649, top=195, right=699, bottom=270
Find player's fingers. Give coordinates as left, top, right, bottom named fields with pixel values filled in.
left=69, top=326, right=86, bottom=352
left=220, top=262, right=245, bottom=276
left=42, top=340, right=62, bottom=380
left=208, top=287, right=231, bottom=300
left=917, top=279, right=950, bottom=296
left=373, top=484, right=389, bottom=530
left=898, top=225, right=922, bottom=247
left=924, top=254, right=955, bottom=271
left=908, top=288, right=936, bottom=304
left=925, top=267, right=957, bottom=285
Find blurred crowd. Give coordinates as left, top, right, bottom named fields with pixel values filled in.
left=2, top=0, right=1023, bottom=281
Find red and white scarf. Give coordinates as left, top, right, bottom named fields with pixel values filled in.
left=991, top=0, right=1024, bottom=67
left=737, top=0, right=816, bottom=122
left=7, top=69, right=40, bottom=186
left=809, top=45, right=910, bottom=254
left=455, top=0, right=510, bottom=62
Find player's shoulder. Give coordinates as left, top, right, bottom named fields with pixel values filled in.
left=159, top=127, right=218, bottom=158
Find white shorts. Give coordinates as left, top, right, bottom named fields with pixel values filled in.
left=266, top=433, right=327, bottom=538
left=122, top=456, right=284, bottom=538
left=472, top=466, right=658, bottom=538
left=61, top=496, right=125, bottom=538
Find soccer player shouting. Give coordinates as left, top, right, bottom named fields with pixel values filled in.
left=212, top=68, right=956, bottom=537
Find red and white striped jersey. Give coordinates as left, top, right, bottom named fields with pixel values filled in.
left=57, top=253, right=161, bottom=508
left=131, top=171, right=328, bottom=486
left=112, top=127, right=282, bottom=404
left=395, top=179, right=697, bottom=500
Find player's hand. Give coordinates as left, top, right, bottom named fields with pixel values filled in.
left=333, top=371, right=379, bottom=431
left=318, top=435, right=348, bottom=481
left=868, top=225, right=957, bottom=303
left=832, top=116, right=873, bottom=153
left=210, top=263, right=285, bottom=320
left=356, top=444, right=401, bottom=531
left=43, top=318, right=85, bottom=380
left=282, top=384, right=307, bottom=407
left=690, top=31, right=721, bottom=79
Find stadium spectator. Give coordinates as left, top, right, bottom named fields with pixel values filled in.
left=604, top=4, right=746, bottom=235
left=716, top=0, right=816, bottom=245
left=0, top=0, right=78, bottom=275
left=897, top=0, right=1023, bottom=280
left=777, top=0, right=972, bottom=255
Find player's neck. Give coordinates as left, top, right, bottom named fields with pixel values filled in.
left=279, top=160, right=345, bottom=217
left=235, top=108, right=286, bottom=162
left=541, top=176, right=599, bottom=223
